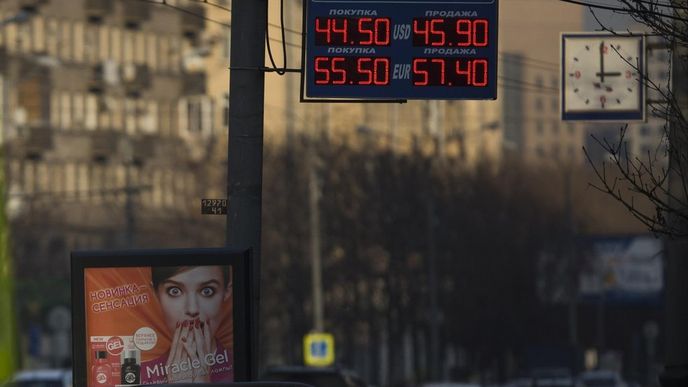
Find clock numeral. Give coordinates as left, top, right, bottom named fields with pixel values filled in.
left=625, top=70, right=633, bottom=79
left=600, top=95, right=607, bottom=108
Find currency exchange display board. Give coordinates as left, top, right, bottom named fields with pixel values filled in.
left=303, top=0, right=498, bottom=100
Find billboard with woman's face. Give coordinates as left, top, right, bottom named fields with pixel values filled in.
left=71, top=248, right=252, bottom=387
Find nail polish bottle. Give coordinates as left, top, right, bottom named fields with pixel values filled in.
left=120, top=349, right=140, bottom=385
left=91, top=351, right=112, bottom=386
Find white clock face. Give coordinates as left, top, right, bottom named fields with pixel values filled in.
left=562, top=34, right=644, bottom=115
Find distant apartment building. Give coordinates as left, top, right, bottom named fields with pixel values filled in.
left=0, top=0, right=222, bottom=278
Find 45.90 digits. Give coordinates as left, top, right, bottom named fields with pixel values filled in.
left=412, top=18, right=488, bottom=47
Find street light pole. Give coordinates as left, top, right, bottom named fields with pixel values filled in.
left=228, top=0, right=267, bottom=380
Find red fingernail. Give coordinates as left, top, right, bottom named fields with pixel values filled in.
left=176, top=321, right=181, bottom=328
left=181, top=337, right=186, bottom=342
left=183, top=320, right=189, bottom=328
left=200, top=322, right=205, bottom=329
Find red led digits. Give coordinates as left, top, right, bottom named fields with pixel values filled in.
left=374, top=18, right=391, bottom=45
left=314, top=57, right=330, bottom=84
left=358, top=18, right=374, bottom=45
left=472, top=59, right=488, bottom=86
left=373, top=58, right=390, bottom=85
left=455, top=59, right=471, bottom=85
left=413, top=19, right=445, bottom=46
left=315, top=17, right=391, bottom=46
left=412, top=58, right=489, bottom=87
left=431, top=58, right=445, bottom=85
left=412, top=18, right=490, bottom=47
left=413, top=59, right=429, bottom=86
left=313, top=56, right=391, bottom=86
left=472, top=19, right=488, bottom=47
left=456, top=19, right=471, bottom=46
left=315, top=18, right=332, bottom=44
left=332, top=18, right=348, bottom=45
left=331, top=57, right=346, bottom=84
left=358, top=57, right=373, bottom=85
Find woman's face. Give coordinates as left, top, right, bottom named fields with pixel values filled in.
left=156, top=266, right=230, bottom=336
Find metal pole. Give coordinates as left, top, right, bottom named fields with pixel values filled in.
left=228, top=0, right=267, bottom=380
left=308, top=146, right=324, bottom=332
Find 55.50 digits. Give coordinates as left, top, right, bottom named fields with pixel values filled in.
left=314, top=56, right=391, bottom=86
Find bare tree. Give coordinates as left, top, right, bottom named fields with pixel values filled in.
left=580, top=0, right=688, bottom=238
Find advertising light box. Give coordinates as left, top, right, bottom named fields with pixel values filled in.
left=303, top=0, right=499, bottom=100
left=71, top=248, right=253, bottom=387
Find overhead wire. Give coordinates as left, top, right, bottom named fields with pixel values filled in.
left=134, top=0, right=231, bottom=28
left=265, top=0, right=289, bottom=75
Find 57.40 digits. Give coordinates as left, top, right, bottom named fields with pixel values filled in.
left=412, top=58, right=488, bottom=87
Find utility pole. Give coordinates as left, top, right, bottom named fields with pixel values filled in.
left=228, top=0, right=267, bottom=380
left=425, top=100, right=443, bottom=381
left=308, top=146, right=324, bottom=332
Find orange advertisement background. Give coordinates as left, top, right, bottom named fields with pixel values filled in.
left=84, top=266, right=233, bottom=373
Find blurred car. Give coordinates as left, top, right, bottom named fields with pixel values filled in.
left=422, top=382, right=481, bottom=387
left=531, top=368, right=575, bottom=387
left=261, top=366, right=366, bottom=387
left=576, top=370, right=627, bottom=387
left=10, top=369, right=72, bottom=387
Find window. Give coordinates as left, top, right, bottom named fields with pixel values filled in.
left=111, top=28, right=121, bottom=62
left=85, top=95, right=98, bottom=130
left=46, top=18, right=58, bottom=57
left=99, top=26, right=110, bottom=61
left=32, top=17, right=45, bottom=53
left=111, top=97, right=123, bottom=131
left=135, top=32, right=146, bottom=64
left=50, top=91, right=61, bottom=129
left=125, top=99, right=137, bottom=134
left=18, top=22, right=31, bottom=53
left=535, top=98, right=543, bottom=110
left=123, top=30, right=134, bottom=63
left=147, top=34, right=157, bottom=69
left=551, top=121, right=559, bottom=134
left=60, top=21, right=72, bottom=61
left=536, top=120, right=544, bottom=134
left=61, top=92, right=72, bottom=130
left=73, top=22, right=84, bottom=62
left=187, top=99, right=202, bottom=133
left=73, top=93, right=85, bottom=129
left=159, top=37, right=169, bottom=71
left=139, top=101, right=158, bottom=133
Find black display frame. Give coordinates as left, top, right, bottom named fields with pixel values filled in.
left=71, top=247, right=254, bottom=387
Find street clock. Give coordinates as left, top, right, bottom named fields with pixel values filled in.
left=561, top=33, right=645, bottom=121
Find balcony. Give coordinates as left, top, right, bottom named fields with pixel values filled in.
left=123, top=0, right=151, bottom=30
left=85, top=0, right=113, bottom=24
left=122, top=64, right=151, bottom=98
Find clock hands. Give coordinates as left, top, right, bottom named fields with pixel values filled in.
left=596, top=40, right=622, bottom=84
